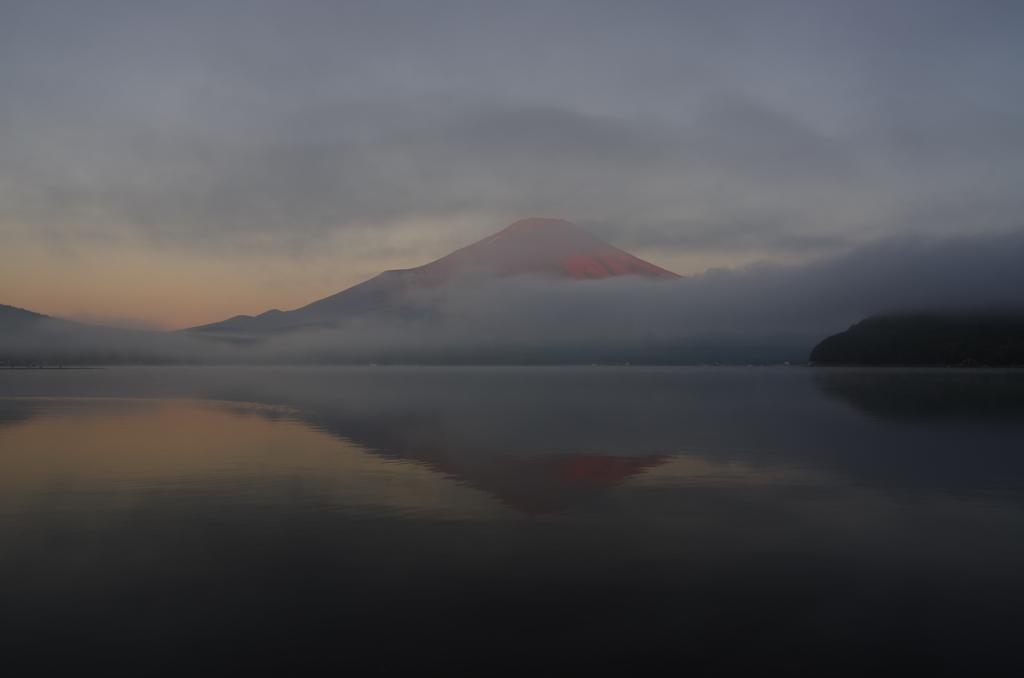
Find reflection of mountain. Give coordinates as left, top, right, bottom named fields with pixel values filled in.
left=0, top=389, right=670, bottom=516
left=5, top=366, right=1024, bottom=503
left=5, top=377, right=1024, bottom=675
left=306, top=409, right=669, bottom=514
left=292, top=400, right=669, bottom=514
left=814, top=369, right=1024, bottom=420
left=437, top=453, right=667, bottom=515
left=192, top=218, right=679, bottom=332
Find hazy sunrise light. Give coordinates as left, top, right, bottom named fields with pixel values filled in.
left=3, top=2, right=1024, bottom=675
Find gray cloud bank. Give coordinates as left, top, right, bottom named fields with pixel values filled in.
left=2, top=0, right=1024, bottom=261
left=3, top=228, right=1023, bottom=365
left=430, top=228, right=1024, bottom=337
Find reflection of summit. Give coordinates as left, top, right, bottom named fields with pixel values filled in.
left=193, top=218, right=679, bottom=332
left=404, top=451, right=669, bottom=515
left=293, top=408, right=669, bottom=515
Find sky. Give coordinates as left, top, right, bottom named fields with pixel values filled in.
left=2, top=0, right=1023, bottom=330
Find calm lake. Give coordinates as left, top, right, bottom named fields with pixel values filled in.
left=2, top=366, right=1023, bottom=674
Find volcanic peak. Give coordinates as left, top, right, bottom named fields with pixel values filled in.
left=416, top=217, right=680, bottom=282
left=192, top=218, right=678, bottom=331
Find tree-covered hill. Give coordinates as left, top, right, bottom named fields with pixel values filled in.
left=811, top=314, right=1024, bottom=366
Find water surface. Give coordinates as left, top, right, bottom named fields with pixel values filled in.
left=1, top=367, right=1022, bottom=674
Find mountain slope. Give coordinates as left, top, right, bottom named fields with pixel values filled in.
left=193, top=218, right=679, bottom=332
left=0, top=303, right=197, bottom=366
left=0, top=303, right=51, bottom=330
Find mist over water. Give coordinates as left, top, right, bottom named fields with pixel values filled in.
left=2, top=366, right=1023, bottom=674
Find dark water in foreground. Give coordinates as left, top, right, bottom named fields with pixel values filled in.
left=1, top=367, right=1023, bottom=675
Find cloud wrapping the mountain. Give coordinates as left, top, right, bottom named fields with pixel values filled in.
left=346, top=227, right=1024, bottom=341
left=4, top=227, right=1023, bottom=364
left=213, top=228, right=1024, bottom=360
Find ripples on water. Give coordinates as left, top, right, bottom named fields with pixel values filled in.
left=1, top=367, right=1023, bottom=675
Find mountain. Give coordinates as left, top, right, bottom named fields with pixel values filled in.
left=0, top=303, right=52, bottom=330
left=0, top=303, right=190, bottom=366
left=191, top=218, right=679, bottom=332
left=811, top=313, right=1024, bottom=366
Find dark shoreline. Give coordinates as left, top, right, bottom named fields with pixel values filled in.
left=811, top=313, right=1024, bottom=367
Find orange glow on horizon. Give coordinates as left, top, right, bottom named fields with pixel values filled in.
left=0, top=220, right=795, bottom=330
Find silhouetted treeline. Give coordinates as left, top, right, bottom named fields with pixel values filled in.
left=811, top=314, right=1024, bottom=366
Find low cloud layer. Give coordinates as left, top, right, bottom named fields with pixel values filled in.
left=292, top=226, right=1024, bottom=351
left=5, top=228, right=1022, bottom=365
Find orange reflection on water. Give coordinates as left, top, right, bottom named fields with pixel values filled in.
left=0, top=397, right=792, bottom=518
left=0, top=398, right=505, bottom=519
